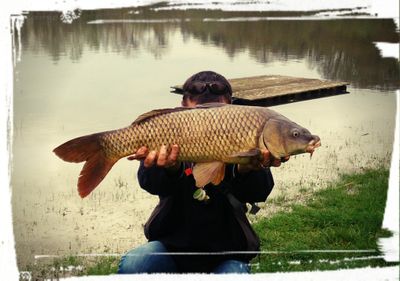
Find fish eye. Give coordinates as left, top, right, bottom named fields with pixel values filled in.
left=292, top=130, right=300, bottom=137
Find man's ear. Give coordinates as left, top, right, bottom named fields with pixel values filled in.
left=222, top=96, right=232, bottom=104
left=181, top=96, right=189, bottom=107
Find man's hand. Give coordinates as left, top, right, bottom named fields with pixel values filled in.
left=237, top=149, right=290, bottom=174
left=127, top=144, right=180, bottom=170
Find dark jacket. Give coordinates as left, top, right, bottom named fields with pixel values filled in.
left=138, top=161, right=274, bottom=272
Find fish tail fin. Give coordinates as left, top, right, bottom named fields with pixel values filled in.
left=53, top=133, right=117, bottom=198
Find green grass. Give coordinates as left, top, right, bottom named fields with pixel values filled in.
left=251, top=167, right=398, bottom=272
left=26, top=256, right=120, bottom=279
left=25, top=168, right=397, bottom=277
left=84, top=256, right=119, bottom=275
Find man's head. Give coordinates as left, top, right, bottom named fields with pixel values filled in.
left=181, top=71, right=232, bottom=107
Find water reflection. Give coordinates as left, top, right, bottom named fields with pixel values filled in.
left=20, top=9, right=399, bottom=90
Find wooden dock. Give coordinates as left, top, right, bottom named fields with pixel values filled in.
left=171, top=75, right=349, bottom=106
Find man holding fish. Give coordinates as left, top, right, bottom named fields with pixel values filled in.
left=54, top=71, right=320, bottom=273
left=118, top=71, right=289, bottom=273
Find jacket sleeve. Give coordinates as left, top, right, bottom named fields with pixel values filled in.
left=137, top=161, right=184, bottom=197
left=228, top=165, right=275, bottom=203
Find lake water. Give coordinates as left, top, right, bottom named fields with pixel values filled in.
left=12, top=8, right=399, bottom=269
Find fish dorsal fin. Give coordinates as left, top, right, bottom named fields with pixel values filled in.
left=132, top=107, right=192, bottom=125
left=195, top=102, right=229, bottom=109
left=192, top=161, right=226, bottom=187
left=132, top=103, right=228, bottom=125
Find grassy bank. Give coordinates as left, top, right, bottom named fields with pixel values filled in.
left=251, top=167, right=397, bottom=272
left=25, top=167, right=397, bottom=278
left=25, top=255, right=120, bottom=279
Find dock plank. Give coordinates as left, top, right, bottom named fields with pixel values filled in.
left=230, top=75, right=348, bottom=100
left=171, top=75, right=349, bottom=106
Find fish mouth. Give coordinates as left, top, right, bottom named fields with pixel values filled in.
left=306, top=138, right=321, bottom=158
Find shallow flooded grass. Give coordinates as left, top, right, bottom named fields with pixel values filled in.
left=21, top=167, right=396, bottom=277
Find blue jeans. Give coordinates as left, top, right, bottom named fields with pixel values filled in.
left=118, top=241, right=250, bottom=274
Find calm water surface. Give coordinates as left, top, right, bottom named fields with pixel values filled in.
left=12, top=8, right=399, bottom=269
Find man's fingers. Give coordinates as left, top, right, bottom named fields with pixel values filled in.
left=260, top=149, right=272, bottom=167
left=270, top=156, right=289, bottom=167
left=157, top=145, right=168, bottom=166
left=137, top=146, right=148, bottom=156
left=144, top=150, right=157, bottom=168
left=127, top=146, right=148, bottom=160
left=271, top=158, right=282, bottom=167
left=129, top=145, right=181, bottom=168
left=167, top=144, right=179, bottom=165
left=281, top=156, right=290, bottom=163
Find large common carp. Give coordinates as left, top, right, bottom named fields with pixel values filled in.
left=54, top=103, right=320, bottom=198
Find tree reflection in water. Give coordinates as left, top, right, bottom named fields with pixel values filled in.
left=20, top=8, right=399, bottom=90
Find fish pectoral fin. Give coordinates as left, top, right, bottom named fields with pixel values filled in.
left=230, top=148, right=262, bottom=158
left=192, top=161, right=226, bottom=187
left=211, top=163, right=226, bottom=185
left=226, top=148, right=262, bottom=163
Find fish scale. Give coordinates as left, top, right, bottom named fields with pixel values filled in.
left=53, top=103, right=320, bottom=197
left=99, top=105, right=268, bottom=163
